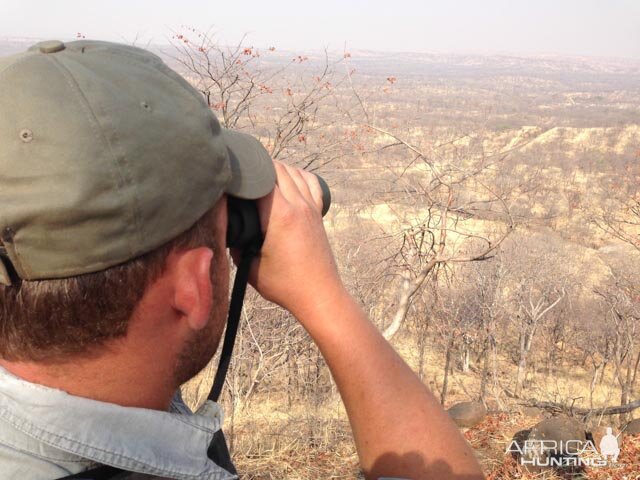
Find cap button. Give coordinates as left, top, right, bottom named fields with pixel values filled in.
left=36, top=40, right=66, bottom=54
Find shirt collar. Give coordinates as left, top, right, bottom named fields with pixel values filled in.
left=0, top=366, right=235, bottom=479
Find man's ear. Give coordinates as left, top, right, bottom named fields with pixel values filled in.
left=170, top=247, right=214, bottom=331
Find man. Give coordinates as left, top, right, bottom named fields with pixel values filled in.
left=0, top=40, right=484, bottom=479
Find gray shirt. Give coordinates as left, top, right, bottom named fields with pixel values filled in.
left=0, top=366, right=236, bottom=479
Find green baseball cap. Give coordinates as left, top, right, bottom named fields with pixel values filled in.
left=0, top=40, right=276, bottom=286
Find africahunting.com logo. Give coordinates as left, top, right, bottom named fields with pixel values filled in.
left=506, top=427, right=621, bottom=468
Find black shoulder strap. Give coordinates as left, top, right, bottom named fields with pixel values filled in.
left=59, top=465, right=129, bottom=479
left=57, top=429, right=237, bottom=479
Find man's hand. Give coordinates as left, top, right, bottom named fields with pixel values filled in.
left=245, top=161, right=346, bottom=319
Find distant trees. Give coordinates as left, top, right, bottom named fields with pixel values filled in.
left=171, top=30, right=640, bottom=437
left=597, top=193, right=640, bottom=253
left=588, top=150, right=640, bottom=420
left=592, top=142, right=640, bottom=252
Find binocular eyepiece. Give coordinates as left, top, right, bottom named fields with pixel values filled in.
left=226, top=174, right=331, bottom=250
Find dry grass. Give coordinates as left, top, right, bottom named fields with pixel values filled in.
left=228, top=397, right=360, bottom=479
left=180, top=331, right=638, bottom=479
left=231, top=417, right=359, bottom=479
left=391, top=332, right=630, bottom=415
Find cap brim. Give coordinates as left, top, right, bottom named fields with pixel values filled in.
left=222, top=129, right=276, bottom=200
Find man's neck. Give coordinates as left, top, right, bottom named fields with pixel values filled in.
left=0, top=340, right=177, bottom=411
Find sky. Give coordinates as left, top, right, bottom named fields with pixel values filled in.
left=0, top=0, right=639, bottom=59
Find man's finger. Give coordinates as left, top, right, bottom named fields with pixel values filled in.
left=300, top=170, right=324, bottom=213
left=289, top=167, right=316, bottom=207
left=273, top=161, right=302, bottom=203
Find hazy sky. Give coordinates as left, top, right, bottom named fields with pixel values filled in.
left=1, top=0, right=638, bottom=58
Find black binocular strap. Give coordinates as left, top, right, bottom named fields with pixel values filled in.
left=209, top=242, right=260, bottom=402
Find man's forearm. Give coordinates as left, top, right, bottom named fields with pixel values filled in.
left=248, top=162, right=483, bottom=479
left=292, top=287, right=484, bottom=480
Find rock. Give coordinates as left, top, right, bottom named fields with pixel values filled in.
left=625, top=418, right=640, bottom=435
left=519, top=406, right=542, bottom=418
left=529, top=416, right=587, bottom=453
left=447, top=401, right=487, bottom=428
left=520, top=416, right=587, bottom=474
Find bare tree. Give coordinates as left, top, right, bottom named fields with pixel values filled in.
left=368, top=130, right=517, bottom=340
left=466, top=259, right=509, bottom=405
left=170, top=29, right=278, bottom=129
left=579, top=306, right=615, bottom=410
left=431, top=283, right=475, bottom=405
left=595, top=275, right=640, bottom=423
left=497, top=233, right=569, bottom=397
left=169, top=27, right=350, bottom=169
left=513, top=287, right=566, bottom=397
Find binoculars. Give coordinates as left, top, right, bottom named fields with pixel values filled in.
left=212, top=173, right=331, bottom=403
left=226, top=174, right=331, bottom=250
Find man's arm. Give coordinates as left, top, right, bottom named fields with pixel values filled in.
left=245, top=161, right=484, bottom=480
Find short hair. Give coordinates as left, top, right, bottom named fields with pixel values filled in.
left=0, top=203, right=221, bottom=362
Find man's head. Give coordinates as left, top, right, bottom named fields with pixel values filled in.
left=0, top=40, right=275, bottom=381
left=0, top=198, right=227, bottom=368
